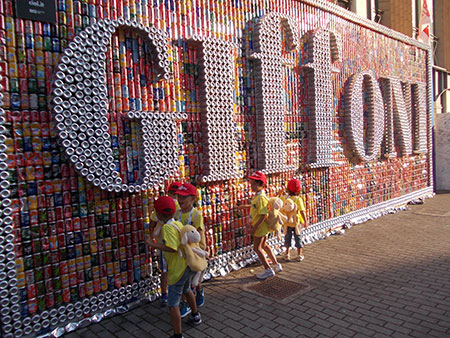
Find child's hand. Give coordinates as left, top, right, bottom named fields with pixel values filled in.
left=145, top=237, right=156, bottom=247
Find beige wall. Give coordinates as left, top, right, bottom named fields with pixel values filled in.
left=378, top=0, right=414, bottom=37
left=434, top=0, right=450, bottom=70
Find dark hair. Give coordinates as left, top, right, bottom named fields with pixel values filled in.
left=251, top=179, right=265, bottom=187
left=288, top=189, right=300, bottom=196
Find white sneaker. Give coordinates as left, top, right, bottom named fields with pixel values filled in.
left=273, top=263, right=282, bottom=273
left=256, top=268, right=275, bottom=280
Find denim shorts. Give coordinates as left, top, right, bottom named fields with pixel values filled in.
left=284, top=227, right=303, bottom=248
left=167, top=267, right=195, bottom=307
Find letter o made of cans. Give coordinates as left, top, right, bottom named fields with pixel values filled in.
left=51, top=19, right=179, bottom=193
left=345, top=71, right=385, bottom=162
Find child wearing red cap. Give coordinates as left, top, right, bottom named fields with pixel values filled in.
left=281, top=178, right=308, bottom=261
left=146, top=196, right=202, bottom=338
left=241, top=171, right=282, bottom=280
left=149, top=182, right=182, bottom=306
left=174, top=183, right=206, bottom=315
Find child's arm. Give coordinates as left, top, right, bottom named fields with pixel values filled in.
left=237, top=204, right=251, bottom=209
left=146, top=238, right=176, bottom=253
left=250, top=215, right=265, bottom=235
left=300, top=210, right=308, bottom=229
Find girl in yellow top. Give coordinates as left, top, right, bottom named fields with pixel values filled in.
left=146, top=196, right=202, bottom=338
left=244, top=171, right=282, bottom=280
left=174, top=183, right=206, bottom=314
left=282, top=178, right=308, bottom=262
left=149, top=181, right=182, bottom=306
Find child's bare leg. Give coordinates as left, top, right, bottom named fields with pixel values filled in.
left=169, top=306, right=182, bottom=335
left=161, top=272, right=168, bottom=294
left=253, top=236, right=270, bottom=269
left=184, top=290, right=198, bottom=314
left=261, top=236, right=278, bottom=265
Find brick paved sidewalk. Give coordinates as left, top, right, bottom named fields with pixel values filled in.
left=66, top=193, right=450, bottom=338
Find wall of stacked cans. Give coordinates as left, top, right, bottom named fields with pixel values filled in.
left=0, top=0, right=433, bottom=336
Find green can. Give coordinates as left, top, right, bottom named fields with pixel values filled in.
left=9, top=77, right=19, bottom=92
left=28, top=78, right=37, bottom=93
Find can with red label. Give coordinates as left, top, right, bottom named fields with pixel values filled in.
left=45, top=292, right=54, bottom=308
left=27, top=283, right=37, bottom=299
left=28, top=297, right=38, bottom=314
left=62, top=288, right=71, bottom=303
left=69, top=271, right=77, bottom=286
left=92, top=278, right=100, bottom=293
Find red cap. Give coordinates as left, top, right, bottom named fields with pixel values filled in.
left=154, top=196, right=176, bottom=215
left=248, top=171, right=267, bottom=185
left=176, top=183, right=198, bottom=197
left=287, top=179, right=301, bottom=194
left=168, top=182, right=182, bottom=193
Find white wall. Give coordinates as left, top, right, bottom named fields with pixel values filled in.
left=435, top=113, right=450, bottom=190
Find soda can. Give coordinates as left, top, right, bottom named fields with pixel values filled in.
left=69, top=286, right=78, bottom=302
left=69, top=272, right=77, bottom=286
left=53, top=277, right=61, bottom=291
left=52, top=263, right=60, bottom=278
left=36, top=281, right=45, bottom=296
left=61, top=274, right=69, bottom=289
left=55, top=290, right=63, bottom=305
left=20, top=301, right=29, bottom=317
left=76, top=256, right=84, bottom=271
left=78, top=283, right=85, bottom=298
left=37, top=295, right=46, bottom=312
left=27, top=283, right=37, bottom=299
left=68, top=258, right=76, bottom=273
left=17, top=271, right=26, bottom=288
left=34, top=267, right=43, bottom=282
left=62, top=288, right=70, bottom=303
left=46, top=292, right=55, bottom=308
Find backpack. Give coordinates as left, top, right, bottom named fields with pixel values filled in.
left=166, top=222, right=209, bottom=287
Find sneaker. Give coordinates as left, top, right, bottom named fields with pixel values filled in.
left=273, top=263, right=282, bottom=273
left=169, top=335, right=184, bottom=338
left=160, top=293, right=168, bottom=307
left=196, top=287, right=205, bottom=307
left=179, top=302, right=191, bottom=318
left=297, top=255, right=304, bottom=262
left=256, top=268, right=275, bottom=280
left=191, top=312, right=202, bottom=325
left=283, top=253, right=290, bottom=261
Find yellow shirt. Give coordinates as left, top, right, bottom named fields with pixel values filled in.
left=161, top=220, right=187, bottom=285
left=281, top=195, right=306, bottom=225
left=250, top=191, right=269, bottom=237
left=174, top=208, right=206, bottom=250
